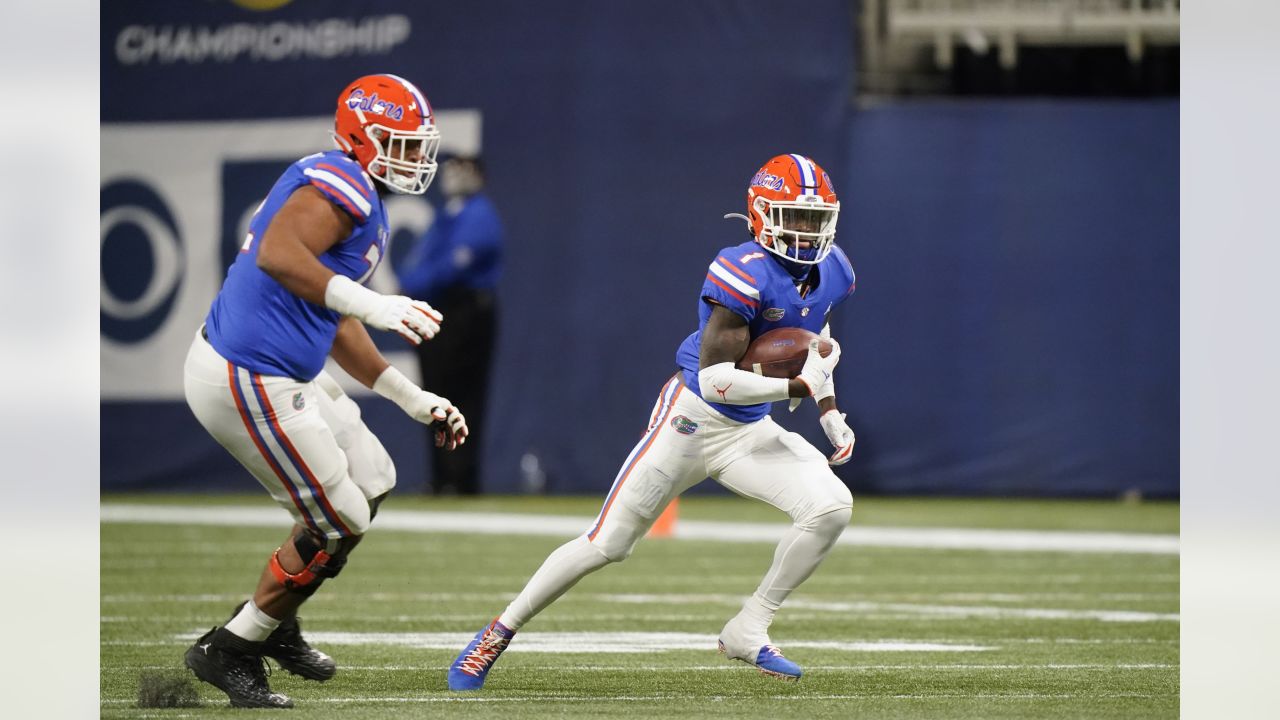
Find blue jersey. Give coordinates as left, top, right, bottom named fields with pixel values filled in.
left=205, top=151, right=390, bottom=381
left=676, top=241, right=857, bottom=423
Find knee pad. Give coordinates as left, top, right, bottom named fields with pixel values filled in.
left=594, top=535, right=636, bottom=564
left=269, top=530, right=360, bottom=596
left=789, top=470, right=853, bottom=531
left=806, top=504, right=852, bottom=541
left=561, top=535, right=614, bottom=573
left=590, top=505, right=648, bottom=563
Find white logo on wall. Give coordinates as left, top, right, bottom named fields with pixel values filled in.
left=100, top=180, right=185, bottom=344
left=115, top=15, right=411, bottom=65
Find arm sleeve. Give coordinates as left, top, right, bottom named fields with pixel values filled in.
left=701, top=253, right=763, bottom=322
left=698, top=362, right=791, bottom=405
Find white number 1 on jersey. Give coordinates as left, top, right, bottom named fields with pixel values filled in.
left=356, top=243, right=382, bottom=284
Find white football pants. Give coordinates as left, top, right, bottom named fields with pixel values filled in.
left=182, top=328, right=396, bottom=541
left=499, top=374, right=853, bottom=630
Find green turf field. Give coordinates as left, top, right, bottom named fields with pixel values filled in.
left=101, top=495, right=1179, bottom=718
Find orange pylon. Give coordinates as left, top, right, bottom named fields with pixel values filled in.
left=647, top=497, right=679, bottom=538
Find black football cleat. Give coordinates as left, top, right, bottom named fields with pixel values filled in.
left=262, top=614, right=337, bottom=682
left=228, top=601, right=336, bottom=682
left=184, top=627, right=294, bottom=709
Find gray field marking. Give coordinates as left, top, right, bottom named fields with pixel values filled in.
left=102, top=691, right=1172, bottom=704
left=106, top=662, right=1175, bottom=672
left=101, top=503, right=1178, bottom=554
left=167, top=629, right=994, bottom=653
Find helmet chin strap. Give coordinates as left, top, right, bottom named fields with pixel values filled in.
left=723, top=211, right=813, bottom=279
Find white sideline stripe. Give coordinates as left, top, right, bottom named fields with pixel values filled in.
left=99, top=503, right=1179, bottom=555
left=600, top=592, right=1178, bottom=623
left=110, top=662, right=1173, bottom=672
left=102, top=591, right=516, bottom=603
left=601, top=593, right=1179, bottom=623
left=99, top=590, right=1182, bottom=610
left=170, top=629, right=992, bottom=653
left=103, top=691, right=1168, bottom=704
left=103, top=636, right=1175, bottom=647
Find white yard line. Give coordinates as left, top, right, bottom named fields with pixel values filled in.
left=101, top=636, right=1180, bottom=648
left=166, top=629, right=997, bottom=653
left=102, top=591, right=515, bottom=603
left=103, top=691, right=1169, bottom=704
left=109, top=662, right=1176, bottom=672
left=101, top=503, right=1179, bottom=555
left=599, top=593, right=1179, bottom=623
left=101, top=592, right=1178, bottom=625
left=101, top=591, right=1177, bottom=624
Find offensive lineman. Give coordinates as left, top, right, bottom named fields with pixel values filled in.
left=181, top=74, right=467, bottom=708
left=448, top=154, right=856, bottom=689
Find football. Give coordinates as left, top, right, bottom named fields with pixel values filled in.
left=736, top=327, right=832, bottom=379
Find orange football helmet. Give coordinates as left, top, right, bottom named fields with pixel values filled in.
left=729, top=154, right=840, bottom=265
left=333, top=74, right=441, bottom=195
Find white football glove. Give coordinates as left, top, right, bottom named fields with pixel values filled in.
left=793, top=325, right=838, bottom=412
left=325, top=275, right=443, bottom=345
left=795, top=338, right=841, bottom=397
left=405, top=391, right=469, bottom=450
left=819, top=410, right=855, bottom=466
left=372, top=367, right=469, bottom=450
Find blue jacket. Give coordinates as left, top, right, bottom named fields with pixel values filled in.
left=396, top=193, right=504, bottom=303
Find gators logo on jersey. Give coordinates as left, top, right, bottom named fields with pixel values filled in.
left=670, top=415, right=699, bottom=435
left=763, top=307, right=786, bottom=321
left=292, top=392, right=305, bottom=411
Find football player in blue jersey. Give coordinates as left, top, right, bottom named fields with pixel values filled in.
left=448, top=154, right=855, bottom=689
left=181, top=74, right=468, bottom=708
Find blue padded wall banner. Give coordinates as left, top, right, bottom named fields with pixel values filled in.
left=835, top=100, right=1178, bottom=497
left=102, top=2, right=1177, bottom=497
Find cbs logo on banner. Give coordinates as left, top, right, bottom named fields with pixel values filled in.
left=100, top=180, right=184, bottom=343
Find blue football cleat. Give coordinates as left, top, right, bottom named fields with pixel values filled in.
left=718, top=639, right=803, bottom=680
left=718, top=615, right=803, bottom=681
left=448, top=619, right=515, bottom=691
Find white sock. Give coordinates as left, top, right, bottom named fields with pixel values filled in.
left=498, top=535, right=611, bottom=631
left=224, top=599, right=282, bottom=642
left=740, top=592, right=779, bottom=631
left=732, top=514, right=846, bottom=641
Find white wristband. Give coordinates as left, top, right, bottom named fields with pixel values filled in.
left=698, top=362, right=791, bottom=405
left=813, top=323, right=836, bottom=403
left=372, top=366, right=419, bottom=410
left=814, top=373, right=836, bottom=403
left=324, top=274, right=379, bottom=318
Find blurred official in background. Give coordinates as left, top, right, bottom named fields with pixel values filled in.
left=396, top=156, right=504, bottom=495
